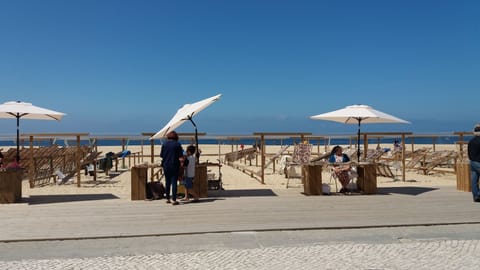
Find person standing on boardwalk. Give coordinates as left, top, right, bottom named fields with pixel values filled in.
left=182, top=145, right=197, bottom=202
left=468, top=123, right=480, bottom=203
left=160, top=131, right=184, bottom=205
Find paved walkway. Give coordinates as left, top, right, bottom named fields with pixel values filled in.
left=1, top=237, right=480, bottom=269
left=1, top=184, right=479, bottom=269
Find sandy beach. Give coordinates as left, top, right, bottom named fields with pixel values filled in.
left=17, top=142, right=461, bottom=200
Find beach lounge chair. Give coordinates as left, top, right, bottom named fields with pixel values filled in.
left=416, top=150, right=457, bottom=175
left=310, top=152, right=331, bottom=163
left=365, top=148, right=386, bottom=162
left=257, top=145, right=290, bottom=175
left=285, top=143, right=312, bottom=188
left=224, top=147, right=257, bottom=164
left=343, top=147, right=358, bottom=162
left=364, top=148, right=395, bottom=178
left=405, top=147, right=430, bottom=169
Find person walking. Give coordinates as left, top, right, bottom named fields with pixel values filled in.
left=468, top=123, right=480, bottom=203
left=160, top=131, right=184, bottom=205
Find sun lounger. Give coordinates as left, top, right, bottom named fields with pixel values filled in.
left=224, top=147, right=257, bottom=164
left=405, top=147, right=430, bottom=169
left=376, top=162, right=395, bottom=178
left=256, top=145, right=290, bottom=175
left=285, top=144, right=312, bottom=188
left=416, top=150, right=457, bottom=175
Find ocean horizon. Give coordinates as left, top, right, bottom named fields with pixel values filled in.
left=0, top=133, right=473, bottom=148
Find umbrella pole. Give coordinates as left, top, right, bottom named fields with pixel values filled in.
left=357, top=119, right=361, bottom=161
left=16, top=115, right=20, bottom=162
left=194, top=127, right=199, bottom=164
left=188, top=117, right=200, bottom=164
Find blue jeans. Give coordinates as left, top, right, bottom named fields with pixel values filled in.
left=470, top=160, right=480, bottom=200
left=164, top=168, right=178, bottom=202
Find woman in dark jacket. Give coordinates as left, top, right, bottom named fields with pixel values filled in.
left=160, top=131, right=184, bottom=205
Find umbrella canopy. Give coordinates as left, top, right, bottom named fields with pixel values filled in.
left=310, top=104, right=410, bottom=160
left=150, top=94, right=222, bottom=160
left=0, top=101, right=66, bottom=162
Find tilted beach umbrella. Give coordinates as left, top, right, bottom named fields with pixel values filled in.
left=310, top=104, right=410, bottom=161
left=0, top=101, right=66, bottom=162
left=150, top=94, right=222, bottom=161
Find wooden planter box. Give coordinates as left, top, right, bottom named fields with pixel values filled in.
left=303, top=164, right=323, bottom=195
left=131, top=166, right=148, bottom=200
left=194, top=164, right=208, bottom=198
left=456, top=162, right=471, bottom=192
left=356, top=163, right=377, bottom=195
left=0, top=169, right=24, bottom=203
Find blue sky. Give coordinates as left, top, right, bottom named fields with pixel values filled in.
left=0, top=0, right=478, bottom=136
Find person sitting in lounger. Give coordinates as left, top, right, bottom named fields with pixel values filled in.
left=329, top=145, right=353, bottom=193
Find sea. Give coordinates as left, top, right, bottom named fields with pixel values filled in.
left=0, top=134, right=473, bottom=148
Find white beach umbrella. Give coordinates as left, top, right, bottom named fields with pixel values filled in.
left=310, top=104, right=410, bottom=160
left=150, top=94, right=222, bottom=160
left=0, top=101, right=66, bottom=162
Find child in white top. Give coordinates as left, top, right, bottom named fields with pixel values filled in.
left=182, top=145, right=196, bottom=201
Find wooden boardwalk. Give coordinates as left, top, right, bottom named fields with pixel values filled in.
left=0, top=181, right=478, bottom=242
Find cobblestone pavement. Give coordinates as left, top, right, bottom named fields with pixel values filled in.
left=1, top=237, right=479, bottom=269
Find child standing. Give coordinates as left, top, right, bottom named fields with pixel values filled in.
left=182, top=145, right=196, bottom=202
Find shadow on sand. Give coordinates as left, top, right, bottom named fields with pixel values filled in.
left=83, top=180, right=120, bottom=186
left=377, top=186, right=438, bottom=196
left=26, top=193, right=120, bottom=205
left=208, top=189, right=277, bottom=197
left=105, top=170, right=127, bottom=178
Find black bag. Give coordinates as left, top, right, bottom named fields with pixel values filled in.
left=146, top=181, right=165, bottom=200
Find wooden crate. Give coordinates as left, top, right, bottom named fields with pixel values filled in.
left=357, top=163, right=377, bottom=195
left=303, top=165, right=323, bottom=195
left=131, top=166, right=147, bottom=200
left=194, top=164, right=208, bottom=198
left=456, top=163, right=471, bottom=192
left=0, top=169, right=23, bottom=203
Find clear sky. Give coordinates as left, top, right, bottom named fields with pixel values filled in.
left=0, top=0, right=478, bottom=137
